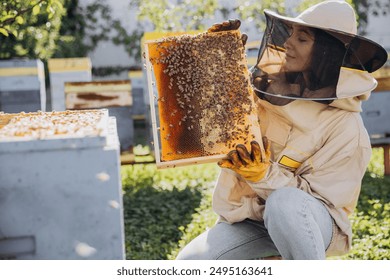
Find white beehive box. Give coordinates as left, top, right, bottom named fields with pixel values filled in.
left=0, top=109, right=125, bottom=260
left=64, top=80, right=134, bottom=153
left=48, top=58, right=92, bottom=111
left=128, top=70, right=147, bottom=120
left=0, top=59, right=46, bottom=113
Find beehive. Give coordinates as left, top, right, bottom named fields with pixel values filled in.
left=0, top=59, right=46, bottom=113
left=0, top=110, right=125, bottom=259
left=64, top=80, right=134, bottom=152
left=48, top=57, right=92, bottom=111
left=144, top=30, right=262, bottom=168
left=128, top=70, right=147, bottom=120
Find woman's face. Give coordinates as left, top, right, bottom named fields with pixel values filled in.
left=283, top=24, right=315, bottom=72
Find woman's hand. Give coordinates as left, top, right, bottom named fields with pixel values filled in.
left=207, top=19, right=248, bottom=46
left=208, top=19, right=241, bottom=32
left=218, top=137, right=271, bottom=183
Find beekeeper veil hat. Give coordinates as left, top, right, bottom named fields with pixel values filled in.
left=251, top=0, right=388, bottom=106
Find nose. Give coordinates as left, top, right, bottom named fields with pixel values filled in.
left=283, top=37, right=292, bottom=50
left=283, top=27, right=294, bottom=50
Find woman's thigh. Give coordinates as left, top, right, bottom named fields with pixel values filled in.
left=176, top=219, right=279, bottom=260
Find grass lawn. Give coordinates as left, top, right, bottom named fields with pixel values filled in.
left=121, top=147, right=390, bottom=260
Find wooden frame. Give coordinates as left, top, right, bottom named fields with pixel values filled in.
left=144, top=31, right=263, bottom=169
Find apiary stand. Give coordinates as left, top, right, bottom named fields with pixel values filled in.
left=0, top=115, right=125, bottom=259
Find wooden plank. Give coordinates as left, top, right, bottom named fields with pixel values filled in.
left=372, top=143, right=390, bottom=176
left=120, top=152, right=135, bottom=164
left=120, top=147, right=156, bottom=165
left=65, top=81, right=132, bottom=109
left=373, top=65, right=390, bottom=92
left=384, top=145, right=390, bottom=176
left=374, top=77, right=390, bottom=92
left=66, top=91, right=132, bottom=109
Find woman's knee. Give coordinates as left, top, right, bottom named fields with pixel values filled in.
left=264, top=187, right=304, bottom=224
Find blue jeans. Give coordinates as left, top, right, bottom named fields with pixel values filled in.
left=176, top=187, right=333, bottom=260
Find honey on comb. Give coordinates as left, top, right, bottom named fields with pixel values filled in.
left=147, top=30, right=260, bottom=162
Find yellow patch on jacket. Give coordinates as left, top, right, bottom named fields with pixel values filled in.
left=278, top=155, right=302, bottom=170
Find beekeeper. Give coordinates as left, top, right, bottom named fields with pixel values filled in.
left=177, top=0, right=388, bottom=260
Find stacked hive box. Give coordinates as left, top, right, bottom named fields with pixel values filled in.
left=128, top=70, right=147, bottom=121
left=362, top=91, right=390, bottom=143
left=64, top=80, right=134, bottom=152
left=0, top=59, right=46, bottom=113
left=48, top=58, right=92, bottom=111
left=144, top=30, right=262, bottom=168
left=0, top=110, right=125, bottom=260
left=362, top=90, right=390, bottom=175
left=361, top=68, right=390, bottom=175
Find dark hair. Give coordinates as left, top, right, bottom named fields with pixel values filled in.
left=309, top=29, right=346, bottom=90
left=286, top=28, right=346, bottom=92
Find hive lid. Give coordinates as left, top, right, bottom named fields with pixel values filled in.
left=0, top=109, right=111, bottom=153
left=0, top=59, right=45, bottom=80
left=47, top=57, right=92, bottom=73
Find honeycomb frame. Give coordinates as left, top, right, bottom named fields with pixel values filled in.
left=144, top=30, right=262, bottom=168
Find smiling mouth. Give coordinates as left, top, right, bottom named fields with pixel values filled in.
left=285, top=54, right=295, bottom=59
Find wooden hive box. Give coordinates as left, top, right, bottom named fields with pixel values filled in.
left=48, top=57, right=92, bottom=111
left=0, top=59, right=46, bottom=113
left=64, top=80, right=134, bottom=152
left=0, top=110, right=125, bottom=259
left=144, top=29, right=262, bottom=168
left=128, top=70, right=147, bottom=120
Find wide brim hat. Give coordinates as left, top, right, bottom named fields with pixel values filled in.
left=264, top=1, right=387, bottom=73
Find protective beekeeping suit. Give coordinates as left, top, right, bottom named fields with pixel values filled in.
left=177, top=1, right=387, bottom=260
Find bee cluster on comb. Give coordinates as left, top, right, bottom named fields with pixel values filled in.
left=145, top=30, right=261, bottom=168
left=0, top=110, right=107, bottom=140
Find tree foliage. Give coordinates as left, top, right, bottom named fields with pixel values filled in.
left=0, top=0, right=65, bottom=59
left=53, top=0, right=114, bottom=58
left=0, top=0, right=388, bottom=64
left=0, top=0, right=117, bottom=60
left=130, top=0, right=219, bottom=31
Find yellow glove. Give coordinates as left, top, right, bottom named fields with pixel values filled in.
left=218, top=137, right=271, bottom=183
left=207, top=19, right=248, bottom=46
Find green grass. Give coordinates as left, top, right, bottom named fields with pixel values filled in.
left=121, top=148, right=390, bottom=260
left=335, top=148, right=390, bottom=260
left=121, top=163, right=219, bottom=260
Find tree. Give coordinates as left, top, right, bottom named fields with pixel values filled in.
left=0, top=0, right=65, bottom=60
left=129, top=0, right=219, bottom=31
left=126, top=0, right=384, bottom=63
left=53, top=0, right=114, bottom=58
left=1, top=0, right=387, bottom=65
left=129, top=0, right=389, bottom=35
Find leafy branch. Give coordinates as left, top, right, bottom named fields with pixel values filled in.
left=0, top=0, right=64, bottom=36
left=1, top=0, right=44, bottom=27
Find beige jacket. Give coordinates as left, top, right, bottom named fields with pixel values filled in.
left=212, top=84, right=374, bottom=256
